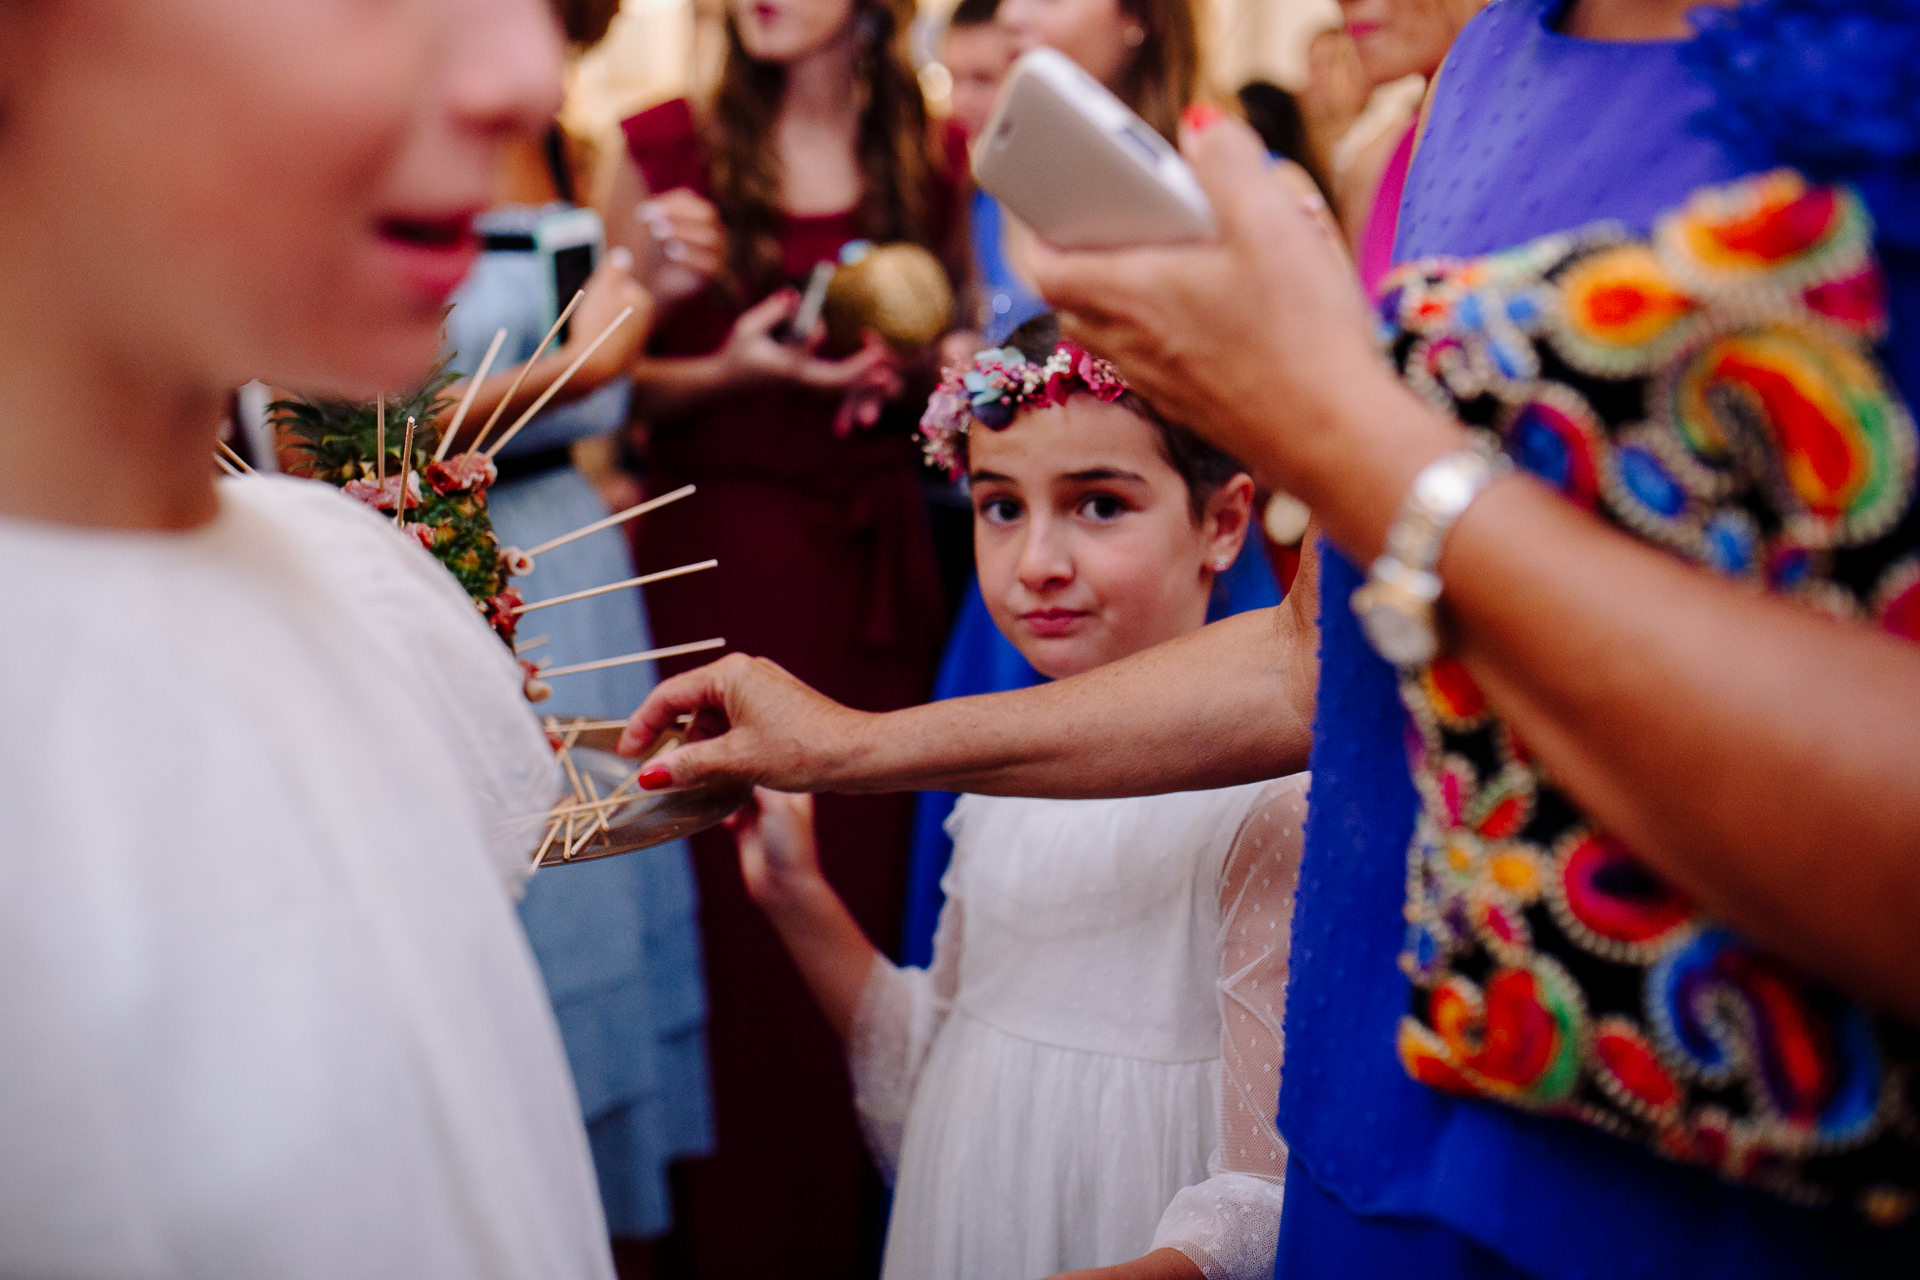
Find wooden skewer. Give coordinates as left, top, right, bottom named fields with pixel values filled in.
left=569, top=775, right=615, bottom=858
left=547, top=729, right=589, bottom=865
left=484, top=305, right=637, bottom=461
left=522, top=484, right=696, bottom=561
left=545, top=790, right=648, bottom=819
left=538, top=637, right=725, bottom=681
left=530, top=815, right=565, bottom=872
left=467, top=291, right=584, bottom=457
left=510, top=559, right=719, bottom=616
left=434, top=327, right=507, bottom=463
left=540, top=717, right=632, bottom=733
left=557, top=731, right=592, bottom=809
left=590, top=775, right=644, bottom=833
left=216, top=440, right=255, bottom=474
left=393, top=416, right=417, bottom=527
left=214, top=453, right=243, bottom=478
left=375, top=395, right=386, bottom=487
left=514, top=635, right=551, bottom=655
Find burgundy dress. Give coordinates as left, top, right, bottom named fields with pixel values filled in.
left=622, top=99, right=964, bottom=1279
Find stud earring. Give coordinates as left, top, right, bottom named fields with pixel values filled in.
left=1123, top=24, right=1146, bottom=46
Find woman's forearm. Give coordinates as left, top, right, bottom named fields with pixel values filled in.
left=625, top=544, right=1320, bottom=798
left=1440, top=474, right=1920, bottom=1021
left=836, top=597, right=1318, bottom=799
left=761, top=878, right=882, bottom=1042
left=1275, top=370, right=1920, bottom=1019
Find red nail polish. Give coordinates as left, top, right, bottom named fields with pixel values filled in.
left=639, top=765, right=673, bottom=790
left=1181, top=102, right=1225, bottom=133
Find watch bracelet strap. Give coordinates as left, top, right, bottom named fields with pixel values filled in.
left=1381, top=439, right=1512, bottom=576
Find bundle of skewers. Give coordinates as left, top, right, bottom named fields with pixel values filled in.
left=226, top=295, right=738, bottom=869
left=524, top=720, right=748, bottom=870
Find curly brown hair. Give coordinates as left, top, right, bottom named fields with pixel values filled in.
left=705, top=0, right=948, bottom=292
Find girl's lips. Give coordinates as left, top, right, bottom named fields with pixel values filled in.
left=1021, top=609, right=1091, bottom=638
left=375, top=213, right=481, bottom=304
left=1345, top=21, right=1380, bottom=39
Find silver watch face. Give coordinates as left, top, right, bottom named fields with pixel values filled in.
left=1353, top=581, right=1439, bottom=668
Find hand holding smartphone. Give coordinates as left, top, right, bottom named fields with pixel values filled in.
left=972, top=48, right=1217, bottom=250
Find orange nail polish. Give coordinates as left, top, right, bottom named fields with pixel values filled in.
left=639, top=765, right=673, bottom=790
left=1181, top=102, right=1225, bottom=133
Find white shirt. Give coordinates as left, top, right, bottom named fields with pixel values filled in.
left=0, top=476, right=612, bottom=1279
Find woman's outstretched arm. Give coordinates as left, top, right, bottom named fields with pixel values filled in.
left=620, top=538, right=1320, bottom=800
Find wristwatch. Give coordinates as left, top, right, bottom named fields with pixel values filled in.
left=1350, top=443, right=1511, bottom=669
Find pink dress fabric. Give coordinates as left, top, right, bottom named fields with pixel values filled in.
left=1357, top=122, right=1418, bottom=297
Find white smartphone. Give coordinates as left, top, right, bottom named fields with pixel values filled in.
left=972, top=48, right=1217, bottom=250
left=531, top=206, right=604, bottom=342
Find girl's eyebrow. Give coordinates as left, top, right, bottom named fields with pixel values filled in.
left=970, top=469, right=1016, bottom=484
left=1063, top=467, right=1149, bottom=484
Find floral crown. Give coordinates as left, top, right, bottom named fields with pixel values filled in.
left=918, top=341, right=1129, bottom=479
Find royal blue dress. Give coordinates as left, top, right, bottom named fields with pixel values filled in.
left=1274, top=2, right=1920, bottom=1275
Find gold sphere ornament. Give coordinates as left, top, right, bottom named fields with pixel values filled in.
left=822, top=241, right=954, bottom=356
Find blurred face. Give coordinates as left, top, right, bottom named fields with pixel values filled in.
left=730, top=0, right=861, bottom=64
left=969, top=396, right=1248, bottom=680
left=997, top=0, right=1139, bottom=94
left=1337, top=0, right=1462, bottom=86
left=942, top=23, right=1015, bottom=141
left=0, top=0, right=564, bottom=398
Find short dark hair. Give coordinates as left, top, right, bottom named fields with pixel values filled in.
left=949, top=0, right=1001, bottom=28
left=960, top=314, right=1246, bottom=519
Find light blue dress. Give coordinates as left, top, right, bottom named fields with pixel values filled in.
left=445, top=212, right=712, bottom=1238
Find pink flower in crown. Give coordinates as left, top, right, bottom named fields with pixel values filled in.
left=1071, top=344, right=1128, bottom=402
left=918, top=373, right=974, bottom=480
left=1042, top=356, right=1076, bottom=406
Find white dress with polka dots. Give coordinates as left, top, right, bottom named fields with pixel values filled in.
left=850, top=777, right=1306, bottom=1280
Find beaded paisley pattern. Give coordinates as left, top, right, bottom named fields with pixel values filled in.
left=1378, top=171, right=1920, bottom=1224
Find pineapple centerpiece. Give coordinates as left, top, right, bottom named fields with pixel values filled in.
left=272, top=363, right=528, bottom=655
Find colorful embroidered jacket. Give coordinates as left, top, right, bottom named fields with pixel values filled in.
left=1379, top=170, right=1920, bottom=1224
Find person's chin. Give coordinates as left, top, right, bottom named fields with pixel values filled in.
left=1014, top=626, right=1107, bottom=680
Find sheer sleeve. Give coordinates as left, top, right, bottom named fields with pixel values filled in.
left=1152, top=774, right=1308, bottom=1279
left=846, top=892, right=964, bottom=1184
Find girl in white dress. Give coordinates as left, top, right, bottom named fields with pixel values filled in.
left=733, top=315, right=1304, bottom=1280
left=0, top=2, right=628, bottom=1275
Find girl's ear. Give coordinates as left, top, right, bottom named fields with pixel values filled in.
left=1199, top=472, right=1256, bottom=575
